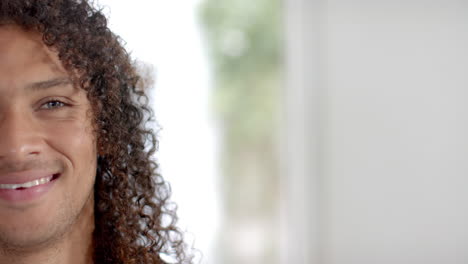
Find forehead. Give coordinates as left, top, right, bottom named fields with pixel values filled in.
left=0, top=25, right=68, bottom=90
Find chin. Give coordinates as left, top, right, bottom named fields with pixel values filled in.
left=0, top=201, right=73, bottom=250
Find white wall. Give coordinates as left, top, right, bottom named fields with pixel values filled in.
left=284, top=1, right=468, bottom=263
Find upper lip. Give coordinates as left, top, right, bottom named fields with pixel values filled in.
left=0, top=170, right=59, bottom=185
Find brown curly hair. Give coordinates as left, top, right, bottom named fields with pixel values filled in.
left=0, top=0, right=193, bottom=263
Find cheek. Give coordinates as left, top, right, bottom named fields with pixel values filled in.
left=43, top=119, right=97, bottom=178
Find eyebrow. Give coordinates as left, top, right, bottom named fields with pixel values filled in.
left=26, top=77, right=73, bottom=92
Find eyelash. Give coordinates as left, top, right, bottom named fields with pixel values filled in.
left=40, top=99, right=68, bottom=110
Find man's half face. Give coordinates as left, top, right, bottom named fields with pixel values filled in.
left=0, top=25, right=97, bottom=249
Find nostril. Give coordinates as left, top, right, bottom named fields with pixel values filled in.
left=0, top=145, right=43, bottom=160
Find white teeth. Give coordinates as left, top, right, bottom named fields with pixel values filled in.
left=0, top=176, right=54, bottom=190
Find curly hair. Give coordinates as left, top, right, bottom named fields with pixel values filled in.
left=0, top=0, right=193, bottom=263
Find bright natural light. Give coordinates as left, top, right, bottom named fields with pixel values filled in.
left=97, top=1, right=220, bottom=263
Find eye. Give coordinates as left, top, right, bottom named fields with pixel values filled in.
left=40, top=100, right=67, bottom=110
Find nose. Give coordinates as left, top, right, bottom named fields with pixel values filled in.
left=0, top=109, right=42, bottom=161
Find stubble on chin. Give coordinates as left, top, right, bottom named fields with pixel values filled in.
left=0, top=180, right=95, bottom=258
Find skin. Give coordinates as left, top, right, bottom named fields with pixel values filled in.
left=0, top=25, right=96, bottom=263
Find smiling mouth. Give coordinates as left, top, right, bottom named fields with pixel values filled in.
left=0, top=174, right=60, bottom=190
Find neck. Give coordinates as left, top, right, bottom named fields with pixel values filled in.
left=0, top=195, right=95, bottom=264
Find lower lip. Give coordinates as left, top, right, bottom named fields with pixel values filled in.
left=0, top=175, right=59, bottom=203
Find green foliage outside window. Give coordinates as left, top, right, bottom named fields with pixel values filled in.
left=199, top=0, right=282, bottom=263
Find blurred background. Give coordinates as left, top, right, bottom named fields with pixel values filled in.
left=98, top=0, right=468, bottom=264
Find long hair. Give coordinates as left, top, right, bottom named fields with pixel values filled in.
left=0, top=0, right=192, bottom=263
